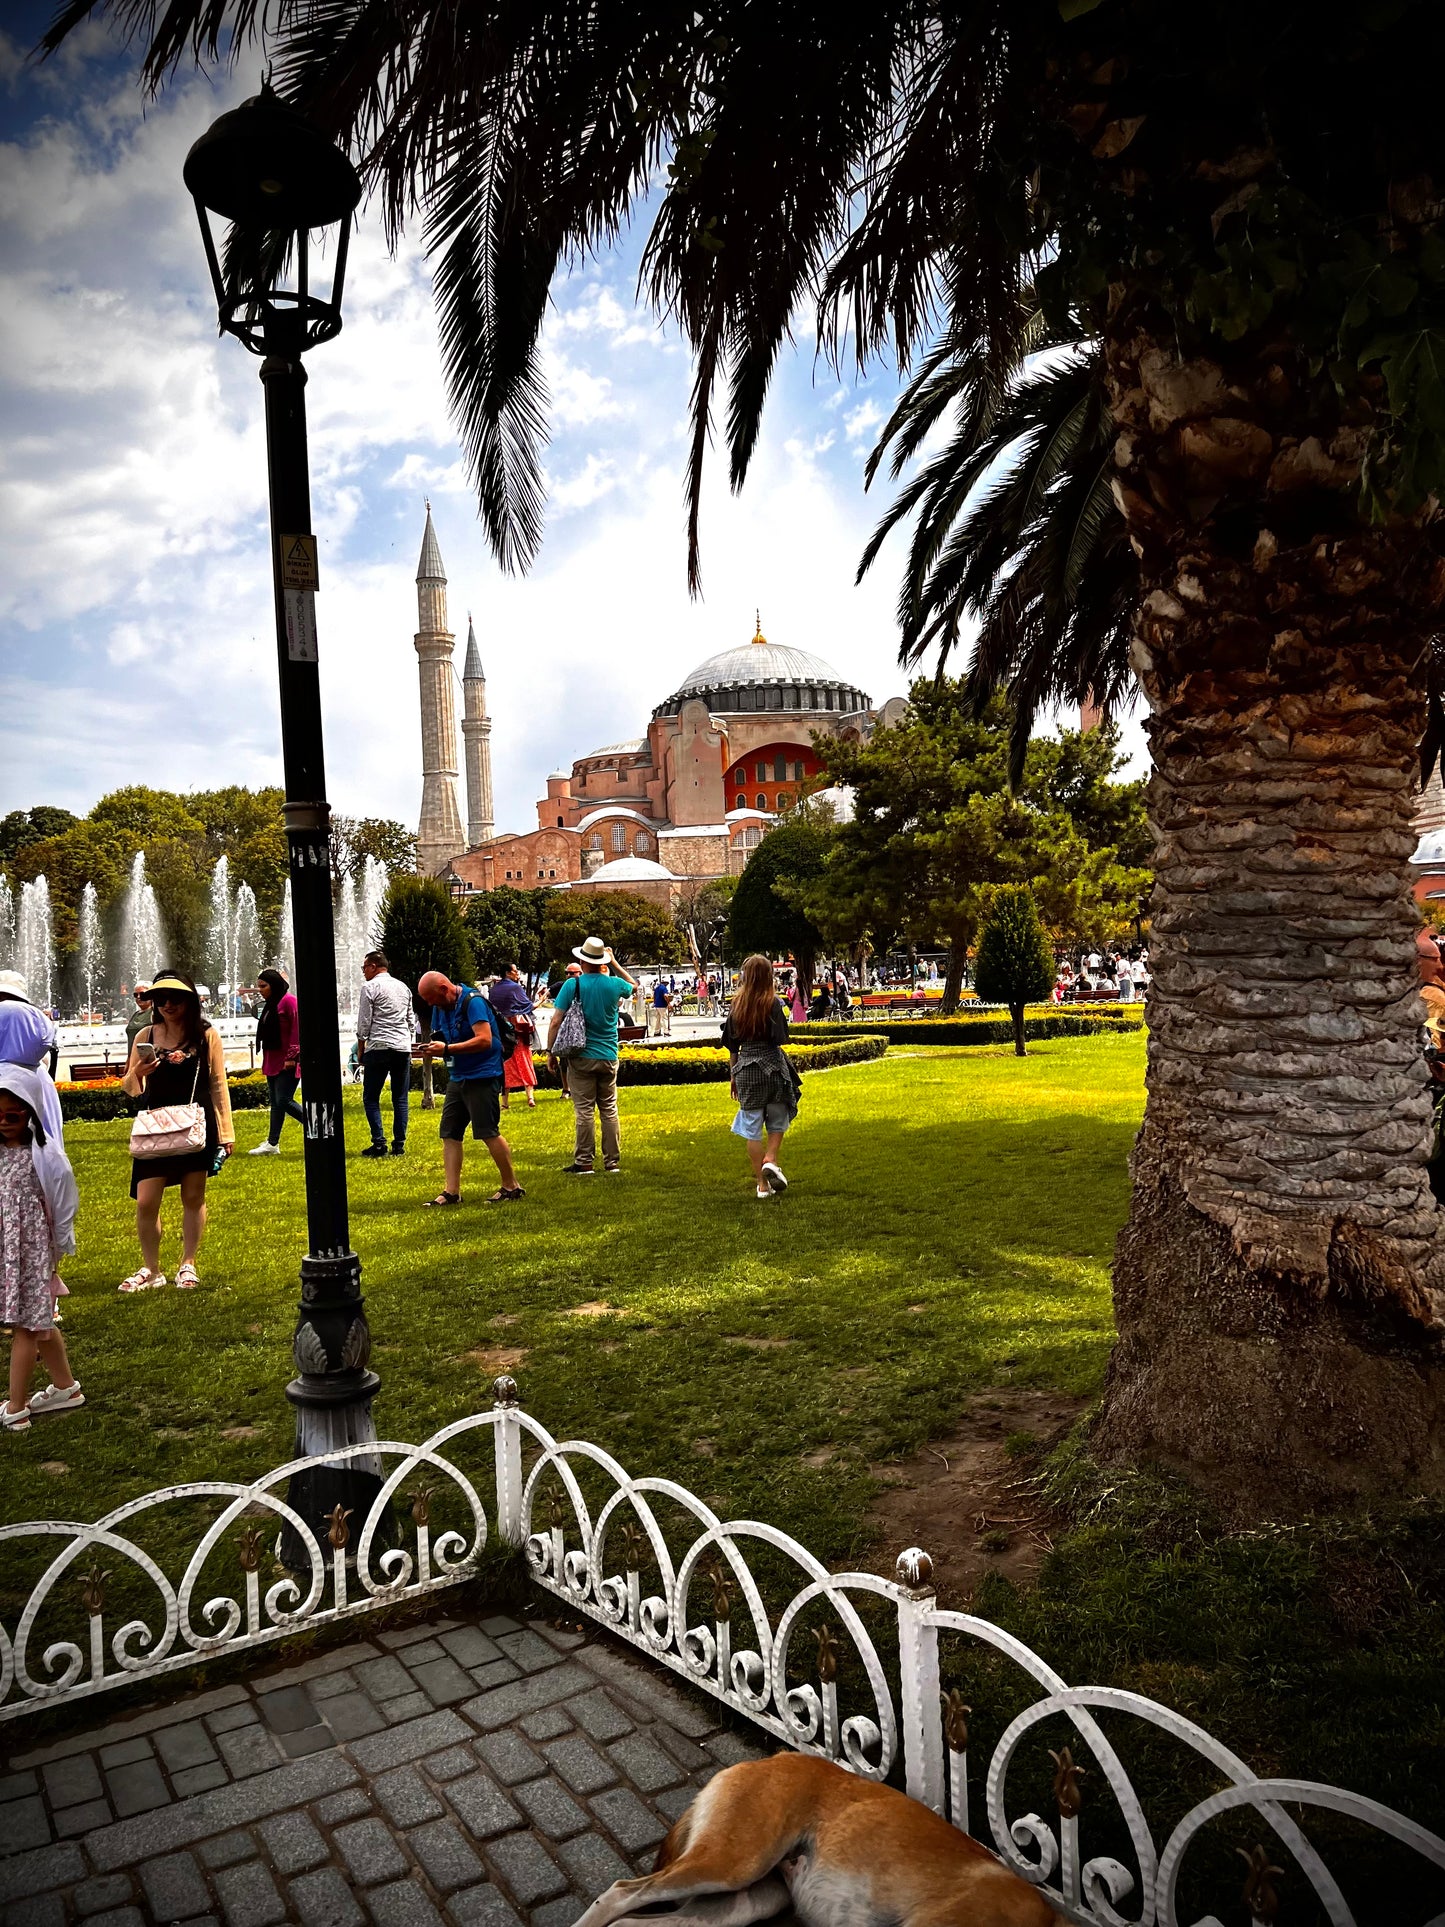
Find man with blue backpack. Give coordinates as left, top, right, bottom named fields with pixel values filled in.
left=415, top=971, right=524, bottom=1207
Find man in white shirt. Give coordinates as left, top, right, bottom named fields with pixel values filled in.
left=356, top=949, right=415, bottom=1158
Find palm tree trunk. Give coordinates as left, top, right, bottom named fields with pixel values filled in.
left=1096, top=321, right=1445, bottom=1517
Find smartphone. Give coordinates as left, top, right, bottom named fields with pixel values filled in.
left=134, top=1041, right=158, bottom=1061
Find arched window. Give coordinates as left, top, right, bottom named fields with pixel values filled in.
left=556, top=815, right=564, bottom=827
left=548, top=869, right=556, bottom=878
left=777, top=793, right=792, bottom=812
left=773, top=753, right=786, bottom=780
left=754, top=761, right=766, bottom=782
left=739, top=825, right=761, bottom=850
left=734, top=793, right=746, bottom=810
left=767, top=686, right=783, bottom=709
left=792, top=760, right=805, bottom=780
left=611, top=822, right=626, bottom=851
left=635, top=831, right=651, bottom=853
left=756, top=793, right=767, bottom=810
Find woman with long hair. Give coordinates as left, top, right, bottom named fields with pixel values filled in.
left=119, top=972, right=234, bottom=1292
left=489, top=962, right=538, bottom=1113
left=251, top=967, right=303, bottom=1154
left=720, top=954, right=799, bottom=1200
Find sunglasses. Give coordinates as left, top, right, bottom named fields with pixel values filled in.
left=152, top=991, right=188, bottom=1007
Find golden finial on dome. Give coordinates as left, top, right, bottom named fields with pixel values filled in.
left=752, top=609, right=766, bottom=646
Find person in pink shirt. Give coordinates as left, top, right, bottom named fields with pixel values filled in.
left=251, top=969, right=303, bottom=1155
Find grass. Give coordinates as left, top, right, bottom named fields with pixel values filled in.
left=6, top=1031, right=1443, bottom=1910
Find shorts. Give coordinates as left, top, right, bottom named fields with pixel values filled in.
left=439, top=1076, right=504, bottom=1142
left=730, top=1103, right=792, bottom=1142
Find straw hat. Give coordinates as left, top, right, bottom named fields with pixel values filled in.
left=571, top=936, right=608, bottom=965
left=0, top=970, right=30, bottom=1001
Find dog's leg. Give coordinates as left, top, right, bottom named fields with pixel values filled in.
left=572, top=1864, right=793, bottom=1927
left=643, top=1876, right=792, bottom=1925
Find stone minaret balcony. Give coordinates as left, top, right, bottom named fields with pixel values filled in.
left=413, top=502, right=466, bottom=876
left=461, top=614, right=495, bottom=850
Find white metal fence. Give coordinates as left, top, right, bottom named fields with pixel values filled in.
left=1, top=1380, right=1440, bottom=1925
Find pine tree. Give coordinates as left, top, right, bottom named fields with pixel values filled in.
left=973, top=885, right=1055, bottom=1057
left=379, top=877, right=475, bottom=1108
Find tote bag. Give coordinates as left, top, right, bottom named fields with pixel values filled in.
left=552, top=990, right=589, bottom=1061
left=129, top=1042, right=207, bottom=1159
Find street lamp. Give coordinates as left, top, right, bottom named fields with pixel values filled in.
left=185, top=87, right=387, bottom=1568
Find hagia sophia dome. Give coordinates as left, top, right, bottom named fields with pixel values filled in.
left=653, top=622, right=870, bottom=719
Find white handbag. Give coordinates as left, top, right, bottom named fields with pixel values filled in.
left=129, top=1045, right=207, bottom=1159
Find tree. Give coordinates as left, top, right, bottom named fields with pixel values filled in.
left=90, top=786, right=207, bottom=844
left=1, top=808, right=79, bottom=861
left=380, top=877, right=475, bottom=1108
left=727, top=820, right=830, bottom=992
left=974, top=886, right=1055, bottom=1055
left=465, top=886, right=549, bottom=982
left=50, top=0, right=1445, bottom=1506
left=332, top=816, right=419, bottom=881
left=10, top=823, right=131, bottom=972
left=542, top=892, right=685, bottom=972
left=673, top=877, right=736, bottom=967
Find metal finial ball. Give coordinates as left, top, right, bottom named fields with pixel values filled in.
left=492, top=1374, right=520, bottom=1405
left=896, top=1547, right=933, bottom=1587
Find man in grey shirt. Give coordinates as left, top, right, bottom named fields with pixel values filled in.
left=357, top=949, right=415, bottom=1157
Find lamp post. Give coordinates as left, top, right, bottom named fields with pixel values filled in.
left=184, top=88, right=388, bottom=1567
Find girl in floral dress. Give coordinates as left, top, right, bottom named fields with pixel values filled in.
left=0, top=1064, right=81, bottom=1434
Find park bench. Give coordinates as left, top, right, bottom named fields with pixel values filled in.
left=66, top=1060, right=126, bottom=1082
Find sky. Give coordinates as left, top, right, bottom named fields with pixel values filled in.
left=0, top=10, right=1142, bottom=844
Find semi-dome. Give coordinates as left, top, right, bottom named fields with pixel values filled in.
left=653, top=618, right=871, bottom=719
left=588, top=855, right=678, bottom=882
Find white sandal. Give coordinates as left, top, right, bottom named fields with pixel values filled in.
left=119, top=1267, right=166, bottom=1293
left=2, top=1406, right=32, bottom=1432
left=175, top=1261, right=199, bottom=1290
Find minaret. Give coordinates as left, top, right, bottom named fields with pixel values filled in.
left=460, top=614, right=495, bottom=849
left=413, top=502, right=466, bottom=875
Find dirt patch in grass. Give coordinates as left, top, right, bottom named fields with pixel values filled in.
left=566, top=1300, right=620, bottom=1318
left=465, top=1345, right=529, bottom=1374
left=865, top=1387, right=1086, bottom=1606
left=724, top=1335, right=793, bottom=1351
left=220, top=1425, right=265, bottom=1441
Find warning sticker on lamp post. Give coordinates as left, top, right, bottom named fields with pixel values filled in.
left=280, top=534, right=319, bottom=590
left=284, top=588, right=318, bottom=662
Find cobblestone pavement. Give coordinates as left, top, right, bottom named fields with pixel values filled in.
left=0, top=1613, right=775, bottom=1926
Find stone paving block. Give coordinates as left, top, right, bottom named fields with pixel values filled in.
left=205, top=1705, right=260, bottom=1738
left=72, top=1875, right=133, bottom=1916
left=461, top=1664, right=591, bottom=1734
left=54, top=1798, right=111, bottom=1837
left=320, top=1693, right=387, bottom=1743
left=557, top=1830, right=631, bottom=1900
left=98, top=1739, right=153, bottom=1770
left=9, top=1689, right=250, bottom=1771
left=0, top=1845, right=85, bottom=1909
left=470, top=1733, right=544, bottom=1788
left=155, top=1722, right=219, bottom=1773
left=365, top=1884, right=444, bottom=1926
left=528, top=1901, right=584, bottom=1927
left=703, top=1731, right=765, bottom=1767
left=407, top=1658, right=476, bottom=1707
left=538, top=1736, right=616, bottom=1798
left=216, top=1728, right=281, bottom=1780
left=213, top=1858, right=286, bottom=1927
left=309, top=1671, right=357, bottom=1702
left=494, top=1632, right=560, bottom=1676
left=85, top=1911, right=142, bottom=1927
left=314, top=1789, right=371, bottom=1827
left=482, top=1832, right=566, bottom=1907
left=287, top=1867, right=365, bottom=1927
left=106, top=1757, right=170, bottom=1817
left=652, top=1785, right=696, bottom=1825
left=408, top=1818, right=485, bottom=1894
left=0, top=1797, right=50, bottom=1853
left=573, top=1647, right=718, bottom=1738
left=650, top=1724, right=711, bottom=1774
left=397, top=1640, right=444, bottom=1665
left=533, top=1624, right=586, bottom=1654
left=517, top=1708, right=571, bottom=1743
left=444, top=1889, right=522, bottom=1927
left=257, top=1811, right=328, bottom=1875
left=436, top=1628, right=502, bottom=1670
left=475, top=1617, right=521, bottom=1637
left=348, top=1712, right=472, bottom=1776
left=198, top=1834, right=258, bottom=1870
left=138, top=1849, right=211, bottom=1921
left=277, top=1727, right=337, bottom=1761
left=588, top=1787, right=668, bottom=1856
left=605, top=1734, right=682, bottom=1795
left=41, top=1757, right=102, bottom=1808
left=420, top=1747, right=477, bottom=1785
left=87, top=1753, right=358, bottom=1872
left=465, top=1662, right=521, bottom=1695
left=352, top=1657, right=414, bottom=1702
left=0, top=1773, right=38, bottom=1802
left=334, top=1818, right=409, bottom=1887
left=444, top=1774, right=522, bottom=1843
left=173, top=1763, right=230, bottom=1798
left=566, top=1691, right=632, bottom=1745
left=0, top=1896, right=65, bottom=1927
left=377, top=1619, right=459, bottom=1652
left=382, top=1693, right=433, bottom=1726
left=513, top=1777, right=588, bottom=1842
left=372, top=1766, right=444, bottom=1829
left=255, top=1688, right=320, bottom=1735
left=255, top=1642, right=379, bottom=1693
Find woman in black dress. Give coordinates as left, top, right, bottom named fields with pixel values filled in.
left=119, top=973, right=234, bottom=1292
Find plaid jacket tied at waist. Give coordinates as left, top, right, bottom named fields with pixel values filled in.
left=731, top=1040, right=801, bottom=1118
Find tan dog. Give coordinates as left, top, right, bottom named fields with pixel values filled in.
left=575, top=1751, right=1059, bottom=1926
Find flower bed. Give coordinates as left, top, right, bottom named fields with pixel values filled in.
left=57, top=1072, right=272, bottom=1123
left=795, top=1012, right=1137, bottom=1048
left=534, top=1033, right=888, bottom=1085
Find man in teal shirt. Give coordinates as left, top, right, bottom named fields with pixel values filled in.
left=547, top=936, right=638, bottom=1174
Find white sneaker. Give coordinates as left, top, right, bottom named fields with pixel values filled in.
left=761, top=1162, right=788, bottom=1192
left=28, top=1381, right=84, bottom=1416
left=249, top=1142, right=281, bottom=1157
left=756, top=1183, right=773, bottom=1200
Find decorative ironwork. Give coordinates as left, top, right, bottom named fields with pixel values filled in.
left=1, top=1389, right=1441, bottom=1926
left=325, top=1504, right=352, bottom=1550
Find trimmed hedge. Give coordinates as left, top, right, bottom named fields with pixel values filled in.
left=534, top=1033, right=888, bottom=1086
left=57, top=1073, right=272, bottom=1123
left=796, top=1012, right=1136, bottom=1048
